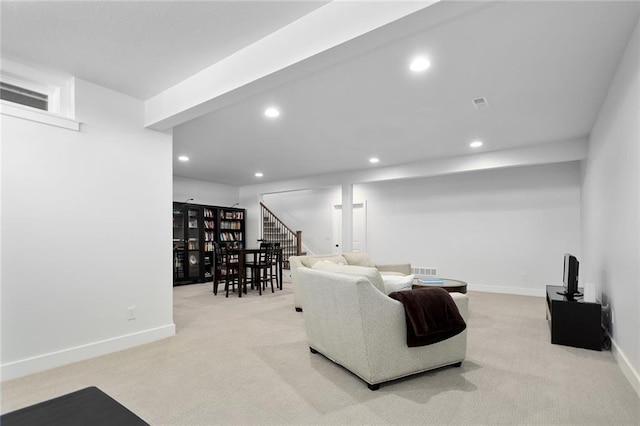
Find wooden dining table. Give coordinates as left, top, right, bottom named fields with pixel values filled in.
left=230, top=247, right=283, bottom=297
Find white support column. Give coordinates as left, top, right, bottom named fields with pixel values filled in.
left=341, top=183, right=353, bottom=253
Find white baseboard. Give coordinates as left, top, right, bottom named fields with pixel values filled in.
left=1, top=323, right=176, bottom=381
left=610, top=335, right=640, bottom=398
left=467, top=283, right=545, bottom=298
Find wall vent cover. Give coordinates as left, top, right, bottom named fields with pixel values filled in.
left=412, top=266, right=438, bottom=277
left=472, top=96, right=489, bottom=109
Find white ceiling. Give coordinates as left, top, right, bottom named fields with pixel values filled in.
left=0, top=1, right=328, bottom=99
left=2, top=1, right=639, bottom=187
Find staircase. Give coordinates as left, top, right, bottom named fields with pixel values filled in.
left=260, top=202, right=303, bottom=269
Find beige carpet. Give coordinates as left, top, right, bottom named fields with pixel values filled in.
left=2, top=280, right=639, bottom=425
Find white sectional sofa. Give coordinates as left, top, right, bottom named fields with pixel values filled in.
left=296, top=267, right=468, bottom=390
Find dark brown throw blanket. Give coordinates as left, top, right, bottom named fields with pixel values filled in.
left=389, top=287, right=466, bottom=347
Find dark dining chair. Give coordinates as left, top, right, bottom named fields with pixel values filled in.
left=245, top=242, right=276, bottom=294
left=271, top=242, right=281, bottom=290
left=213, top=242, right=242, bottom=297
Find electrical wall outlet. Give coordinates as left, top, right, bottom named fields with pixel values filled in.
left=127, top=306, right=136, bottom=321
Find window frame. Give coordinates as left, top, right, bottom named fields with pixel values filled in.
left=1, top=58, right=79, bottom=131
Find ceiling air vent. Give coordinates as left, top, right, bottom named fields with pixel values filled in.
left=472, top=96, right=489, bottom=110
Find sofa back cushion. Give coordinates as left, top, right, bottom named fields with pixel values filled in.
left=312, top=261, right=386, bottom=294
left=342, top=252, right=376, bottom=268
left=381, top=274, right=414, bottom=294
left=300, top=254, right=348, bottom=268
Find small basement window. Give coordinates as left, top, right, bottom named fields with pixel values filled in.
left=0, top=81, right=49, bottom=111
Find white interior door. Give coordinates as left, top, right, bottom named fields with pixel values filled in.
left=332, top=202, right=366, bottom=253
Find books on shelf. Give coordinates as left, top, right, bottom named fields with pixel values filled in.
left=220, top=221, right=241, bottom=230
left=219, top=231, right=243, bottom=242
left=220, top=210, right=244, bottom=220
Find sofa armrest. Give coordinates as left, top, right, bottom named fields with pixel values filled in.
left=359, top=290, right=469, bottom=350
left=358, top=283, right=468, bottom=383
left=376, top=263, right=412, bottom=275
left=449, top=292, right=469, bottom=321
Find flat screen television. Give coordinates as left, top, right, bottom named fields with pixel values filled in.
left=561, top=253, right=581, bottom=298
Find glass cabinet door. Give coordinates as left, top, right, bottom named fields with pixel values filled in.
left=186, top=208, right=201, bottom=279
left=203, top=208, right=215, bottom=281
left=173, top=207, right=186, bottom=281
left=174, top=204, right=205, bottom=284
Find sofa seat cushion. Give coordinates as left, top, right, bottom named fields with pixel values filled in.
left=311, top=261, right=386, bottom=294
left=379, top=271, right=406, bottom=277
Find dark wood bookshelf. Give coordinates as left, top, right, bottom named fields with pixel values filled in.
left=173, top=203, right=245, bottom=286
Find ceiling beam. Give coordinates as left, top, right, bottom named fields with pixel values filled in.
left=144, top=0, right=441, bottom=131
left=239, top=138, right=589, bottom=196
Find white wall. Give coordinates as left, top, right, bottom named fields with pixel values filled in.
left=581, top=17, right=640, bottom=395
left=173, top=175, right=238, bottom=207
left=263, top=187, right=341, bottom=254
left=354, top=162, right=581, bottom=296
left=1, top=78, right=175, bottom=380
left=259, top=162, right=581, bottom=297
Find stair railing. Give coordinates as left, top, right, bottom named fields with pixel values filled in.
left=259, top=202, right=302, bottom=268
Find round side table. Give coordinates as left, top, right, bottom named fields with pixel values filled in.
left=412, top=278, right=467, bottom=294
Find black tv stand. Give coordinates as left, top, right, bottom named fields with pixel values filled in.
left=546, top=285, right=603, bottom=351
left=556, top=291, right=583, bottom=299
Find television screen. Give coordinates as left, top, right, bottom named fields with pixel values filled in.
left=563, top=253, right=580, bottom=297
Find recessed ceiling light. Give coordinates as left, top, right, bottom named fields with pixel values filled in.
left=369, top=157, right=380, bottom=164
left=178, top=155, right=189, bottom=162
left=470, top=140, right=483, bottom=148
left=409, top=56, right=431, bottom=72
left=255, top=172, right=264, bottom=178
left=264, top=107, right=280, bottom=118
